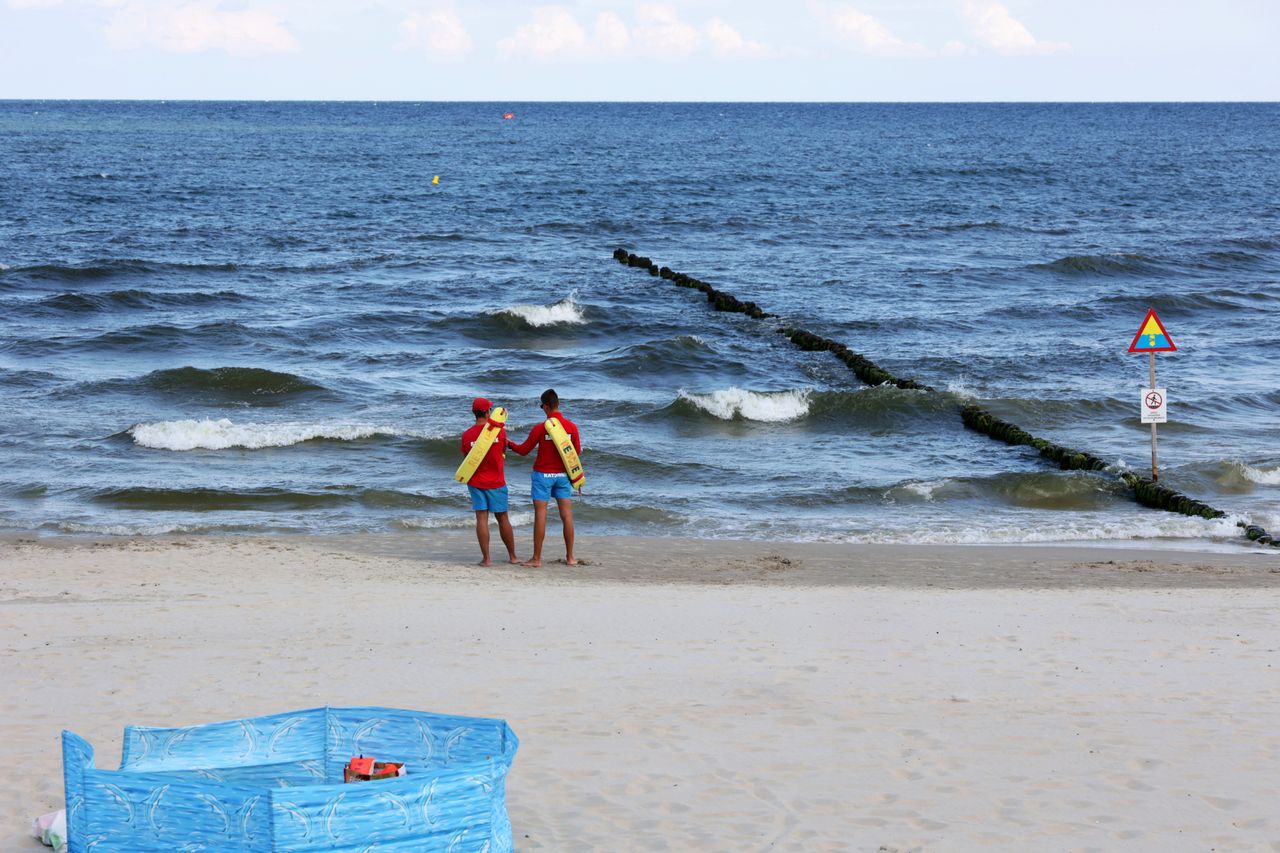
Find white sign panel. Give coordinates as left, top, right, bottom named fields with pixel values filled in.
left=1141, top=387, right=1167, bottom=424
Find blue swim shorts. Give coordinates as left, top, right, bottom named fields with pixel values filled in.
left=468, top=485, right=509, bottom=513
left=531, top=471, right=573, bottom=502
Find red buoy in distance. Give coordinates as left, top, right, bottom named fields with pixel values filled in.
left=502, top=112, right=515, bottom=120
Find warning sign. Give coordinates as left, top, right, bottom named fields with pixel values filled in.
left=1141, top=387, right=1167, bottom=424
left=1128, top=308, right=1176, bottom=353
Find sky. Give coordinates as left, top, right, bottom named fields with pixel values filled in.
left=1, top=0, right=1277, bottom=101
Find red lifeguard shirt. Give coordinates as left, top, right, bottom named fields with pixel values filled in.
left=510, top=411, right=581, bottom=474
left=460, top=423, right=509, bottom=490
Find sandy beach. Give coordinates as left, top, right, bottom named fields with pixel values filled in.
left=3, top=533, right=1279, bottom=851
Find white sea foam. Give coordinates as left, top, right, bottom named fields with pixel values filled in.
left=394, top=511, right=534, bottom=531
left=500, top=296, right=585, bottom=327
left=944, top=377, right=979, bottom=399
left=1242, top=464, right=1280, bottom=485
left=46, top=520, right=272, bottom=536
left=129, top=419, right=430, bottom=451
left=679, top=387, right=811, bottom=422
left=843, top=513, right=1251, bottom=548
left=896, top=480, right=951, bottom=501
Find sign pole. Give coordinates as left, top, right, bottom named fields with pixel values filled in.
left=1149, top=351, right=1158, bottom=481
left=1128, top=307, right=1175, bottom=482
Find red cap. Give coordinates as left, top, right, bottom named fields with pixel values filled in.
left=472, top=397, right=491, bottom=412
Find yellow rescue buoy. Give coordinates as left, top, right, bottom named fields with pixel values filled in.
left=455, top=407, right=507, bottom=484
left=545, top=416, right=584, bottom=491
left=432, top=175, right=439, bottom=185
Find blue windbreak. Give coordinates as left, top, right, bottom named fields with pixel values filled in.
left=63, top=705, right=518, bottom=852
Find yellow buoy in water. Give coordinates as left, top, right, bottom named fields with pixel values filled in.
left=432, top=175, right=439, bottom=185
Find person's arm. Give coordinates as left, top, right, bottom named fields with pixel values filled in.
left=508, top=424, right=543, bottom=456
left=571, top=424, right=582, bottom=455
left=460, top=433, right=471, bottom=456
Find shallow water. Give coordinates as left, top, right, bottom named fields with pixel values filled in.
left=1, top=101, right=1278, bottom=547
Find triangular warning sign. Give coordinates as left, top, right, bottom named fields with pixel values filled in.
left=1128, top=308, right=1176, bottom=353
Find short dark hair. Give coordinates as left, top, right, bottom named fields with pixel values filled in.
left=540, top=388, right=558, bottom=410
left=473, top=407, right=489, bottom=418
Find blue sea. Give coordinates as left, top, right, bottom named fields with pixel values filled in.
left=1, top=101, right=1278, bottom=547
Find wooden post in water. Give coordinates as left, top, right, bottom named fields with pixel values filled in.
left=1149, top=351, right=1158, bottom=481
left=1128, top=308, right=1175, bottom=483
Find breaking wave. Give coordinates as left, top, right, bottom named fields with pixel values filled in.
left=128, top=419, right=431, bottom=451
left=677, top=388, right=812, bottom=422
left=495, top=296, right=586, bottom=327
left=1242, top=463, right=1280, bottom=485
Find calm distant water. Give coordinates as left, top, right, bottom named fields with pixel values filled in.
left=2, top=101, right=1278, bottom=547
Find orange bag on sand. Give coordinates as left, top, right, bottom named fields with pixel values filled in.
left=343, top=755, right=406, bottom=783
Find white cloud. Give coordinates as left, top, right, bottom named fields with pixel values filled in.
left=705, top=17, right=768, bottom=59
left=6, top=0, right=65, bottom=8
left=820, top=3, right=923, bottom=56
left=962, top=1, right=1066, bottom=55
left=398, top=9, right=472, bottom=60
left=595, top=11, right=629, bottom=55
left=105, top=2, right=298, bottom=53
left=496, top=5, right=767, bottom=63
left=498, top=6, right=629, bottom=61
left=634, top=4, right=700, bottom=57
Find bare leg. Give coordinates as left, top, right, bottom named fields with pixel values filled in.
left=495, top=511, right=518, bottom=563
left=474, top=510, right=491, bottom=566
left=556, top=497, right=576, bottom=566
left=521, top=501, right=548, bottom=567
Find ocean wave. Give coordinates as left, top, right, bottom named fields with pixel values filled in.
left=663, top=386, right=951, bottom=426
left=90, top=485, right=450, bottom=511
left=793, top=471, right=1126, bottom=511
left=76, top=321, right=262, bottom=352
left=1186, top=459, right=1280, bottom=491
left=31, top=288, right=250, bottom=313
left=1090, top=288, right=1278, bottom=315
left=1, top=259, right=240, bottom=282
left=128, top=419, right=431, bottom=451
left=598, top=336, right=729, bottom=376
left=138, top=366, right=326, bottom=399
left=677, top=388, right=812, bottom=422
left=495, top=296, right=586, bottom=327
left=404, top=232, right=467, bottom=242
left=1243, top=464, right=1280, bottom=485
left=1032, top=253, right=1163, bottom=276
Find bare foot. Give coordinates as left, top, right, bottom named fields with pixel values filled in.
left=478, top=559, right=492, bottom=567
left=565, top=558, right=577, bottom=566
left=508, top=556, right=521, bottom=564
left=520, top=559, right=541, bottom=568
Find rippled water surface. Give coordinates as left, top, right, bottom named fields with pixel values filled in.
left=1, top=102, right=1278, bottom=547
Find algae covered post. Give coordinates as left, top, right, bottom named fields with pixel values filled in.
left=1128, top=308, right=1177, bottom=482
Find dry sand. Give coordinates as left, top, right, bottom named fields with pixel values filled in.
left=3, top=533, right=1279, bottom=851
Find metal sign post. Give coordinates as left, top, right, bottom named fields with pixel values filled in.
left=1128, top=308, right=1176, bottom=481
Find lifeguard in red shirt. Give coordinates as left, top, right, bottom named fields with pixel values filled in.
left=459, top=397, right=519, bottom=566
left=509, top=388, right=581, bottom=568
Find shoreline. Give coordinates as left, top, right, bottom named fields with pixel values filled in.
left=4, top=534, right=1279, bottom=849
left=4, top=531, right=1279, bottom=589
